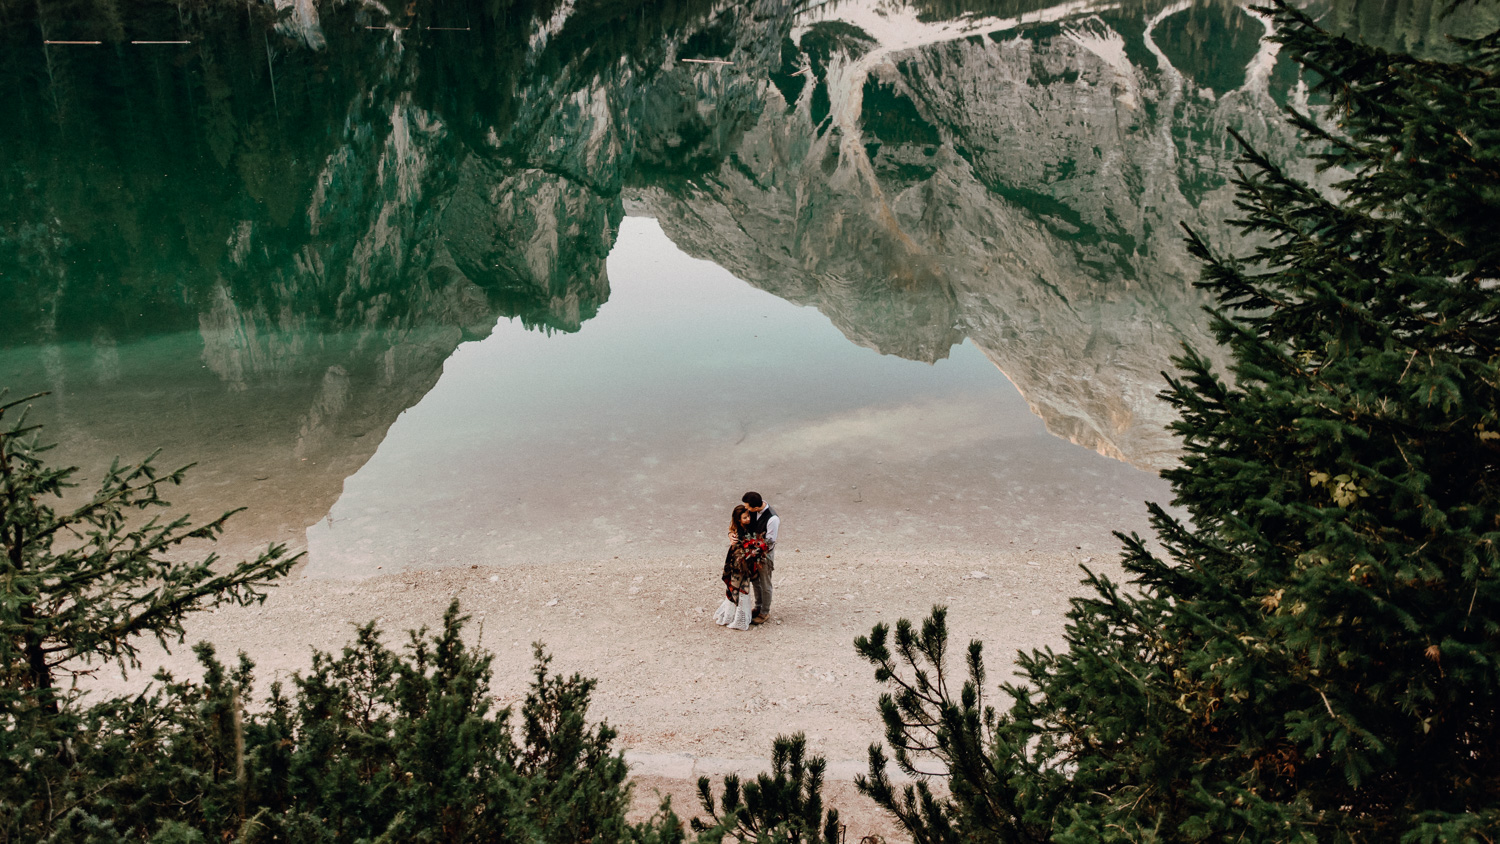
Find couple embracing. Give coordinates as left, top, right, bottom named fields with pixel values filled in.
left=712, top=491, right=779, bottom=631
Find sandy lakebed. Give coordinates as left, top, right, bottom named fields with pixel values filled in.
left=86, top=523, right=1152, bottom=839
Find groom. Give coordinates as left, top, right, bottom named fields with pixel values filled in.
left=741, top=491, right=779, bottom=625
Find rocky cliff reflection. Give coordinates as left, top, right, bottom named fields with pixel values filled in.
left=1, top=0, right=1473, bottom=555
left=630, top=0, right=1300, bottom=468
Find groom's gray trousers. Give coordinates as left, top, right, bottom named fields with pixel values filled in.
left=752, top=549, right=774, bottom=617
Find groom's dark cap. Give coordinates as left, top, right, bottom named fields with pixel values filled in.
left=742, top=491, right=763, bottom=507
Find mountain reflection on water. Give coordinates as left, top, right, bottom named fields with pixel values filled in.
left=1, top=0, right=1488, bottom=565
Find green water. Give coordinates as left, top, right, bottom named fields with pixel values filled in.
left=1, top=0, right=1478, bottom=573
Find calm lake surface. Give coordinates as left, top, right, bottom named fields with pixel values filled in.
left=3, top=0, right=1481, bottom=574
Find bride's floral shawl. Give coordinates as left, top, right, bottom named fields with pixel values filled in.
left=721, top=532, right=768, bottom=601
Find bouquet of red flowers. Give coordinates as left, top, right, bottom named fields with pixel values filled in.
left=738, top=535, right=769, bottom=564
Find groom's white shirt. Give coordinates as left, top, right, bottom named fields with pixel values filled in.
left=764, top=510, right=779, bottom=545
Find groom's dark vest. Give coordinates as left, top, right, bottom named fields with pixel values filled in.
left=749, top=506, right=777, bottom=538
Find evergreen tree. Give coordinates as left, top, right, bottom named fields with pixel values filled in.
left=854, top=3, right=1500, bottom=842
left=852, top=607, right=1052, bottom=844
left=693, top=733, right=841, bottom=844
left=0, top=391, right=297, bottom=702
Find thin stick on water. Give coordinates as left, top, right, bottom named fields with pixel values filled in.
left=264, top=32, right=280, bottom=124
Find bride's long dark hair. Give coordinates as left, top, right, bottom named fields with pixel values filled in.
left=730, top=504, right=750, bottom=536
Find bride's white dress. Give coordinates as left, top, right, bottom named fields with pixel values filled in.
left=713, top=591, right=754, bottom=630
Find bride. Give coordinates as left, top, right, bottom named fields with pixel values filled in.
left=713, top=504, right=768, bottom=631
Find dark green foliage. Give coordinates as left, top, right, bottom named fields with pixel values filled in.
left=769, top=36, right=807, bottom=108
left=253, top=606, right=534, bottom=842
left=1152, top=2, right=1266, bottom=97
left=693, top=733, right=840, bottom=844
left=860, top=79, right=941, bottom=148
left=798, top=20, right=876, bottom=70
left=214, top=603, right=680, bottom=843
left=854, top=3, right=1500, bottom=842
left=4, top=598, right=686, bottom=842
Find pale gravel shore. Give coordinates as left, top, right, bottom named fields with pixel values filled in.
left=86, top=540, right=1131, bottom=839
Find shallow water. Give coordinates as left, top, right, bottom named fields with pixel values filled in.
left=307, top=217, right=1172, bottom=575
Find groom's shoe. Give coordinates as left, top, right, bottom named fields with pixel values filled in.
left=751, top=613, right=768, bottom=625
